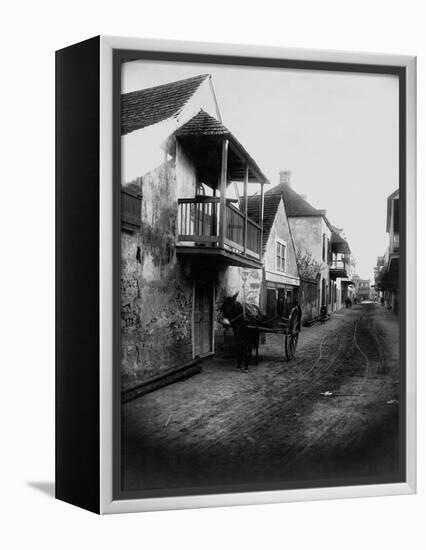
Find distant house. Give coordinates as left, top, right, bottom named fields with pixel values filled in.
left=329, top=224, right=355, bottom=307
left=120, top=75, right=269, bottom=386
left=375, top=189, right=399, bottom=312
left=266, top=171, right=352, bottom=319
left=353, top=276, right=371, bottom=302
left=244, top=193, right=300, bottom=319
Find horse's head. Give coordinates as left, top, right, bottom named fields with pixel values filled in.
left=220, top=292, right=243, bottom=327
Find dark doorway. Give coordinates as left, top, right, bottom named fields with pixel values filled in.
left=193, top=281, right=214, bottom=357
left=266, top=288, right=277, bottom=319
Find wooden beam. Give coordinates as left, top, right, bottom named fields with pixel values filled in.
left=243, top=164, right=249, bottom=254
left=228, top=140, right=265, bottom=184
left=260, top=182, right=265, bottom=259
left=219, top=139, right=228, bottom=248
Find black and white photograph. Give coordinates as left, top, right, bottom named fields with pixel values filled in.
left=118, top=55, right=404, bottom=496
left=3, top=0, right=424, bottom=542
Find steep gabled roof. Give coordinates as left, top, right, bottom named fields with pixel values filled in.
left=265, top=182, right=321, bottom=217
left=266, top=181, right=337, bottom=232
left=121, top=74, right=210, bottom=135
left=247, top=194, right=282, bottom=251
left=175, top=108, right=229, bottom=137
left=175, top=110, right=269, bottom=184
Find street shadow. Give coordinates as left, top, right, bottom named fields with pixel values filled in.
left=26, top=481, right=55, bottom=498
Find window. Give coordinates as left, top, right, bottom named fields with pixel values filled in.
left=276, top=240, right=286, bottom=272
left=121, top=186, right=142, bottom=232
left=322, top=234, right=327, bottom=262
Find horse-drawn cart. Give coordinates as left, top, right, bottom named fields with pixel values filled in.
left=221, top=294, right=302, bottom=369
left=247, top=305, right=302, bottom=361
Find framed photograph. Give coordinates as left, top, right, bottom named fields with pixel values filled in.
left=56, top=36, right=416, bottom=514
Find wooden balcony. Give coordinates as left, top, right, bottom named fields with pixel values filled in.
left=329, top=258, right=350, bottom=279
left=391, top=233, right=399, bottom=253
left=172, top=114, right=269, bottom=269
left=177, top=197, right=263, bottom=269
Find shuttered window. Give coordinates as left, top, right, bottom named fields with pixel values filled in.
left=121, top=186, right=142, bottom=232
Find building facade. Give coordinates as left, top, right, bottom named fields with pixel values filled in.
left=266, top=171, right=352, bottom=321
left=245, top=194, right=300, bottom=320
left=375, top=189, right=399, bottom=312
left=120, top=75, right=269, bottom=387
left=353, top=276, right=371, bottom=302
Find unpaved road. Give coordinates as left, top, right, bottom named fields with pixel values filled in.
left=122, top=303, right=402, bottom=493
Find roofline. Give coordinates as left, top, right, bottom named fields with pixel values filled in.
left=387, top=188, right=399, bottom=201
left=122, top=73, right=211, bottom=99
left=121, top=73, right=211, bottom=135
left=227, top=137, right=270, bottom=185
left=175, top=109, right=270, bottom=185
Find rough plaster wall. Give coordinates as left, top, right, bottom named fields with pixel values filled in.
left=215, top=265, right=262, bottom=309
left=121, top=157, right=197, bottom=386
left=299, top=279, right=319, bottom=322
left=335, top=279, right=343, bottom=311
left=288, top=216, right=322, bottom=263
left=289, top=216, right=330, bottom=307
left=241, top=268, right=263, bottom=306
left=175, top=141, right=197, bottom=198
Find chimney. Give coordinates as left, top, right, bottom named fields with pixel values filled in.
left=279, top=170, right=291, bottom=187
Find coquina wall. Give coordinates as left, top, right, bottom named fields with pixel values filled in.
left=299, top=277, right=319, bottom=323
left=288, top=216, right=330, bottom=310
left=121, top=144, right=197, bottom=387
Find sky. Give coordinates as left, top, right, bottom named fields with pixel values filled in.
left=123, top=60, right=399, bottom=280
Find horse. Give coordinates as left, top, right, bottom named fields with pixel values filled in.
left=220, top=292, right=261, bottom=372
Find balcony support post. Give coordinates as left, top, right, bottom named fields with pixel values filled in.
left=260, top=182, right=265, bottom=259
left=243, top=164, right=249, bottom=254
left=219, top=139, right=228, bottom=248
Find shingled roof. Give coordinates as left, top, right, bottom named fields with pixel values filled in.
left=247, top=194, right=282, bottom=251
left=265, top=182, right=321, bottom=217
left=330, top=230, right=351, bottom=254
left=121, top=74, right=210, bottom=135
left=175, top=110, right=269, bottom=184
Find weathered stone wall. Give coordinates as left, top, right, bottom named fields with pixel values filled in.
left=288, top=216, right=330, bottom=309
left=299, top=277, right=319, bottom=323
left=121, top=155, right=196, bottom=387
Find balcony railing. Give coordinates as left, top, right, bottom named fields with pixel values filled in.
left=178, top=197, right=261, bottom=259
left=392, top=233, right=399, bottom=252
left=329, top=258, right=350, bottom=279
left=331, top=259, right=348, bottom=270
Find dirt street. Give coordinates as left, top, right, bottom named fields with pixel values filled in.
left=122, top=303, right=402, bottom=494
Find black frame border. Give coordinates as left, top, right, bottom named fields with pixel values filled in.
left=56, top=36, right=101, bottom=513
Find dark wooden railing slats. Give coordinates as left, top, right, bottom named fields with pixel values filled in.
left=178, top=197, right=261, bottom=257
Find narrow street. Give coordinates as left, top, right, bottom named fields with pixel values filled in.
left=122, top=303, right=402, bottom=493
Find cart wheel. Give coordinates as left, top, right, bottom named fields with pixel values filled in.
left=285, top=305, right=302, bottom=361
left=285, top=332, right=299, bottom=360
